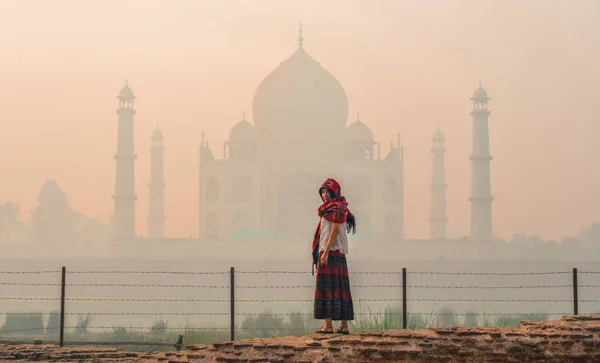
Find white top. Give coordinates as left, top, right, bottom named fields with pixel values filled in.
left=319, top=217, right=349, bottom=255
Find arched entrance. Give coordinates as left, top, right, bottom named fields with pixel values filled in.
left=232, top=176, right=253, bottom=203
left=383, top=177, right=400, bottom=203
left=205, top=212, right=219, bottom=240
left=231, top=212, right=254, bottom=233
left=205, top=176, right=221, bottom=205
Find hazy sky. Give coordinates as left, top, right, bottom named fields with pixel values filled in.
left=0, top=0, right=598, bottom=240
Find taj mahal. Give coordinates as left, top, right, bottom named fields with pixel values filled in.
left=110, top=27, right=496, bottom=261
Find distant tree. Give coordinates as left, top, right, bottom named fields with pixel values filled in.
left=29, top=179, right=111, bottom=257
left=507, top=233, right=528, bottom=244
left=75, top=212, right=110, bottom=256
left=1, top=313, right=44, bottom=334
left=31, top=179, right=77, bottom=248
left=75, top=315, right=91, bottom=333
left=46, top=311, right=60, bottom=333
left=0, top=201, right=20, bottom=242
left=508, top=233, right=544, bottom=245
left=463, top=310, right=479, bottom=327
left=14, top=221, right=33, bottom=243
left=437, top=307, right=458, bottom=328
left=579, top=222, right=600, bottom=245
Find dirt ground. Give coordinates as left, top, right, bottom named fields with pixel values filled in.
left=1, top=315, right=599, bottom=362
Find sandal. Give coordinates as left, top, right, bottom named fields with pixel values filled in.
left=335, top=328, right=350, bottom=335
left=315, top=327, right=334, bottom=334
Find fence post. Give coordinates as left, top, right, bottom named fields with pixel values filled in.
left=572, top=268, right=578, bottom=316
left=60, top=266, right=66, bottom=347
left=175, top=335, right=183, bottom=351
left=402, top=268, right=407, bottom=329
left=230, top=267, right=235, bottom=341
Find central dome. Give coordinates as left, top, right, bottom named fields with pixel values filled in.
left=252, top=44, right=349, bottom=133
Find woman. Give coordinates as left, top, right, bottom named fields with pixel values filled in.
left=312, top=177, right=356, bottom=334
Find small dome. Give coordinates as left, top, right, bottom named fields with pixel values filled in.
left=345, top=115, right=374, bottom=143
left=151, top=127, right=164, bottom=139
left=432, top=128, right=444, bottom=140
left=118, top=83, right=136, bottom=100
left=471, top=82, right=489, bottom=99
left=229, top=118, right=258, bottom=143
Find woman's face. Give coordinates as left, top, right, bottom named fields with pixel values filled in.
left=321, top=188, right=333, bottom=202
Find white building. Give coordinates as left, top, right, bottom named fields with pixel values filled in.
left=109, top=28, right=497, bottom=261
left=198, top=31, right=404, bottom=242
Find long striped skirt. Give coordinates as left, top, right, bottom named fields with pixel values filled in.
left=314, top=251, right=355, bottom=321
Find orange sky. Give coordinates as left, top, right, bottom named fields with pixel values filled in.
left=0, top=0, right=598, bottom=240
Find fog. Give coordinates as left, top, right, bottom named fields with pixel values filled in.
left=0, top=0, right=599, bottom=338
left=0, top=0, right=599, bottom=242
left=2, top=259, right=599, bottom=334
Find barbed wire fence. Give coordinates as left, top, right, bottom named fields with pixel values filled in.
left=0, top=267, right=598, bottom=349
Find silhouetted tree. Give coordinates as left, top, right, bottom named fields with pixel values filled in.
left=75, top=212, right=110, bottom=256
left=508, top=233, right=544, bottom=246
left=31, top=179, right=77, bottom=251
left=579, top=222, right=600, bottom=245
left=0, top=201, right=20, bottom=242
left=29, top=179, right=111, bottom=257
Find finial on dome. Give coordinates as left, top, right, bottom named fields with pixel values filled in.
left=356, top=111, right=361, bottom=122
left=472, top=81, right=490, bottom=99
left=151, top=123, right=164, bottom=140
left=242, top=111, right=246, bottom=120
left=433, top=124, right=444, bottom=140
left=298, top=22, right=304, bottom=48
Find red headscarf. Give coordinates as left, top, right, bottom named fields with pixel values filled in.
left=311, top=178, right=355, bottom=273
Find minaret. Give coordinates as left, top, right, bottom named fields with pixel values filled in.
left=469, top=82, right=494, bottom=240
left=113, top=81, right=137, bottom=240
left=298, top=22, right=304, bottom=48
left=148, top=125, right=166, bottom=238
left=429, top=127, right=447, bottom=239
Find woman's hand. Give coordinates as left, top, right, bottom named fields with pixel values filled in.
left=320, top=250, right=329, bottom=266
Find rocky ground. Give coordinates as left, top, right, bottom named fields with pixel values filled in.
left=1, top=315, right=599, bottom=362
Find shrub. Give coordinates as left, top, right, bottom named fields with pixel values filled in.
left=1, top=313, right=44, bottom=334
left=150, top=319, right=169, bottom=335
left=46, top=311, right=60, bottom=333
left=463, top=310, right=479, bottom=327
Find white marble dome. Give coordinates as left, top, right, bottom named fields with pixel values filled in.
left=252, top=45, right=348, bottom=134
